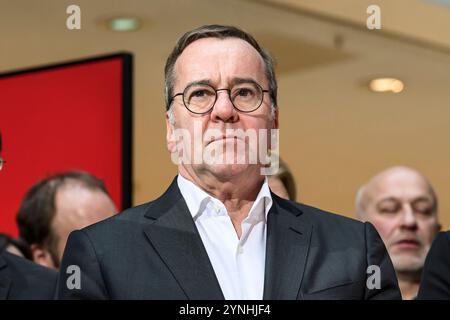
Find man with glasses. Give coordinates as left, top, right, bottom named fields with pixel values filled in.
left=0, top=131, right=57, bottom=299
left=57, top=25, right=400, bottom=299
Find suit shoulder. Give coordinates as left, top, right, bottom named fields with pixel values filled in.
left=81, top=181, right=180, bottom=236
left=293, top=201, right=364, bottom=229
left=276, top=197, right=367, bottom=242
left=81, top=202, right=151, bottom=235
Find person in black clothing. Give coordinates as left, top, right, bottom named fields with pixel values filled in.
left=418, top=231, right=450, bottom=299
left=0, top=251, right=57, bottom=299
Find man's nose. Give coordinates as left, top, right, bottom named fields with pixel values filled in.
left=400, top=204, right=418, bottom=230
left=210, top=90, right=239, bottom=123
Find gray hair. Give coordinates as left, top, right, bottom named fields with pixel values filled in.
left=164, top=24, right=278, bottom=111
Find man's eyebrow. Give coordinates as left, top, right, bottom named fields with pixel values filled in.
left=183, top=79, right=212, bottom=89
left=230, top=78, right=259, bottom=86
left=376, top=196, right=434, bottom=207
left=411, top=197, right=433, bottom=205
left=180, top=78, right=260, bottom=91
left=376, top=197, right=399, bottom=206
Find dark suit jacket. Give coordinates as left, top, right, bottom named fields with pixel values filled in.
left=0, top=251, right=57, bottom=299
left=57, top=177, right=401, bottom=300
left=418, top=231, right=450, bottom=299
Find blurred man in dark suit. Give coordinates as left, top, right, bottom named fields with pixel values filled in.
left=0, top=131, right=57, bottom=299
left=57, top=25, right=400, bottom=300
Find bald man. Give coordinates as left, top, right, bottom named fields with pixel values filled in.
left=356, top=166, right=441, bottom=299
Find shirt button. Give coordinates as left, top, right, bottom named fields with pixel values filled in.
left=237, top=245, right=244, bottom=254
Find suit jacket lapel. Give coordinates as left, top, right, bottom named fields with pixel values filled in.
left=0, top=254, right=12, bottom=300
left=263, top=195, right=313, bottom=300
left=143, top=178, right=224, bottom=300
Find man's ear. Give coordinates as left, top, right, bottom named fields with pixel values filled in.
left=30, top=244, right=56, bottom=269
left=268, top=107, right=279, bottom=152
left=166, top=112, right=176, bottom=153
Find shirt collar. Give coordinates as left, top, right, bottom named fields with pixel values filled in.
left=177, top=174, right=212, bottom=220
left=177, top=174, right=272, bottom=222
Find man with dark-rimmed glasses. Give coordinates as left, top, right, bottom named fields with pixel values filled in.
left=58, top=25, right=400, bottom=300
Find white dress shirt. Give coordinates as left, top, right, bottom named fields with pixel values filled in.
left=177, top=174, right=273, bottom=300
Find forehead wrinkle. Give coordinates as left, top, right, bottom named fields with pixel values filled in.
left=184, top=77, right=261, bottom=90
left=174, top=38, right=267, bottom=91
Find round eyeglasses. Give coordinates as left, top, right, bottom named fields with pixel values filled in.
left=170, top=81, right=269, bottom=114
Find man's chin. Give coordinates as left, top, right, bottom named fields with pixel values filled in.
left=391, top=254, right=426, bottom=273
left=206, top=163, right=250, bottom=177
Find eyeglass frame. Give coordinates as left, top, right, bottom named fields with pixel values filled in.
left=169, top=80, right=270, bottom=115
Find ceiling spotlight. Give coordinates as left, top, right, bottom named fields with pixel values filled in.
left=369, top=78, right=405, bottom=93
left=108, top=17, right=141, bottom=31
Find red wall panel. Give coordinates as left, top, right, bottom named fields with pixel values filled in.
left=0, top=54, right=132, bottom=236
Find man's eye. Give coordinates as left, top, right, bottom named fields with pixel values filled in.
left=414, top=205, right=433, bottom=215
left=192, top=90, right=207, bottom=97
left=378, top=203, right=400, bottom=213
left=237, top=88, right=253, bottom=97
left=380, top=207, right=398, bottom=213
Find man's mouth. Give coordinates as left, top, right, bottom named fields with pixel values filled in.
left=207, top=134, right=242, bottom=146
left=393, top=238, right=421, bottom=249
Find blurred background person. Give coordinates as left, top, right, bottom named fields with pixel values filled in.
left=16, top=171, right=117, bottom=269
left=356, top=166, right=441, bottom=299
left=0, top=131, right=57, bottom=299
left=268, top=156, right=297, bottom=201
left=0, top=233, right=32, bottom=260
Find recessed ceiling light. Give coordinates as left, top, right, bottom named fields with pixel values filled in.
left=369, top=77, right=405, bottom=93
left=108, top=17, right=141, bottom=32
